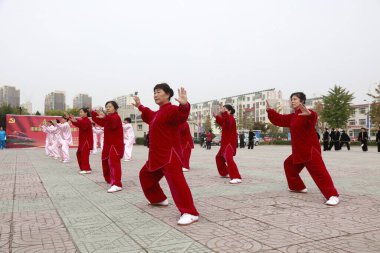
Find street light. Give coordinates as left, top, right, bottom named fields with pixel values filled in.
left=364, top=99, right=371, bottom=139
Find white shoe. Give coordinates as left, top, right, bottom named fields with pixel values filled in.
left=53, top=157, right=59, bottom=160
left=325, top=196, right=340, bottom=206
left=124, top=159, right=131, bottom=162
left=182, top=168, right=190, bottom=172
left=152, top=199, right=169, bottom=206
left=79, top=170, right=91, bottom=174
left=62, top=160, right=70, bottom=163
left=107, top=185, right=122, bottom=193
left=289, top=188, right=308, bottom=193
left=177, top=213, right=199, bottom=225
left=229, top=179, right=242, bottom=184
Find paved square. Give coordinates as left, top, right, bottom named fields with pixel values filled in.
left=0, top=145, right=379, bottom=252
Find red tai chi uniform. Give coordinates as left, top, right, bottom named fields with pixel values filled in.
left=180, top=122, right=194, bottom=170
left=91, top=111, right=124, bottom=187
left=70, top=116, right=93, bottom=171
left=215, top=112, right=242, bottom=179
left=267, top=108, right=339, bottom=199
left=138, top=102, right=199, bottom=216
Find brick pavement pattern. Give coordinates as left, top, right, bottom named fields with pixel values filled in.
left=0, top=145, right=379, bottom=252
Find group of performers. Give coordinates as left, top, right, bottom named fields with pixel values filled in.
left=41, top=83, right=341, bottom=226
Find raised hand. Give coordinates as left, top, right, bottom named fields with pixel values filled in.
left=298, top=103, right=311, bottom=116
left=133, top=96, right=141, bottom=108
left=175, top=87, right=188, bottom=105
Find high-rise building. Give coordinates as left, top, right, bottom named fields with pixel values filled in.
left=44, top=91, right=66, bottom=113
left=0, top=85, right=20, bottom=107
left=21, top=101, right=33, bottom=114
left=73, top=93, right=92, bottom=109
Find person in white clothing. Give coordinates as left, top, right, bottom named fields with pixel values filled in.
left=92, top=123, right=99, bottom=154
left=53, top=117, right=73, bottom=163
left=44, top=120, right=61, bottom=159
left=122, top=117, right=135, bottom=161
left=41, top=121, right=54, bottom=157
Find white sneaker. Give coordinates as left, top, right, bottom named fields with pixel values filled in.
left=325, top=196, right=340, bottom=206
left=124, top=159, right=131, bottom=162
left=229, top=179, right=242, bottom=184
left=62, top=160, right=70, bottom=163
left=79, top=170, right=91, bottom=174
left=152, top=199, right=169, bottom=206
left=177, top=213, right=199, bottom=225
left=289, top=188, right=308, bottom=193
left=53, top=157, right=59, bottom=160
left=182, top=168, right=190, bottom=172
left=107, top=185, right=122, bottom=193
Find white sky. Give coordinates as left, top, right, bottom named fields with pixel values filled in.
left=0, top=0, right=379, bottom=112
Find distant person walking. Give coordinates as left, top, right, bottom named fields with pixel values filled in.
left=358, top=128, right=369, bottom=152
left=0, top=126, right=6, bottom=150
left=376, top=129, right=380, bottom=152
left=339, top=130, right=351, bottom=150
left=248, top=129, right=255, bottom=149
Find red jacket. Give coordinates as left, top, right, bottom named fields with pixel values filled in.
left=206, top=132, right=213, bottom=142
left=180, top=122, right=194, bottom=150
left=267, top=108, right=320, bottom=164
left=71, top=116, right=93, bottom=150
left=139, top=102, right=190, bottom=171
left=215, top=112, right=237, bottom=156
left=91, top=111, right=124, bottom=160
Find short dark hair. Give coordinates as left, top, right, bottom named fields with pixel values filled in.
left=80, top=107, right=91, bottom=117
left=290, top=92, right=306, bottom=104
left=154, top=83, right=174, bottom=100
left=56, top=119, right=60, bottom=123
left=105, top=101, right=119, bottom=111
left=223, top=104, right=236, bottom=115
left=124, top=117, right=132, bottom=123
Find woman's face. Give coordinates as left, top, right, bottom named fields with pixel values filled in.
left=154, top=89, right=170, bottom=105
left=79, top=109, right=86, bottom=118
left=223, top=106, right=230, bottom=115
left=291, top=95, right=303, bottom=109
left=106, top=103, right=116, bottom=114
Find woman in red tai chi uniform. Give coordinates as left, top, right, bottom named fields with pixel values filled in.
left=266, top=92, right=339, bottom=206
left=134, top=83, right=199, bottom=225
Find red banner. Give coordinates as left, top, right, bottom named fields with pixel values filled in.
left=5, top=114, right=79, bottom=148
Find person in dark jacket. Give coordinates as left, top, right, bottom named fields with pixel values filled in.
left=323, top=128, right=330, bottom=151
left=335, top=129, right=341, bottom=150
left=376, top=129, right=380, bottom=152
left=239, top=133, right=245, bottom=148
left=248, top=129, right=255, bottom=149
left=328, top=128, right=336, bottom=150
left=339, top=130, right=351, bottom=150
left=358, top=128, right=369, bottom=152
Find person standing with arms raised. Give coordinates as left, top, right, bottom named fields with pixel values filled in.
left=66, top=108, right=93, bottom=174
left=92, top=101, right=124, bottom=193
left=133, top=83, right=199, bottom=225
left=213, top=104, right=242, bottom=184
left=266, top=92, right=339, bottom=206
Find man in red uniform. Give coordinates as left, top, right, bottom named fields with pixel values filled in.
left=91, top=101, right=124, bottom=193
left=213, top=104, right=242, bottom=184
left=266, top=92, right=339, bottom=206
left=134, top=83, right=199, bottom=225
left=180, top=122, right=194, bottom=172
left=66, top=108, right=93, bottom=174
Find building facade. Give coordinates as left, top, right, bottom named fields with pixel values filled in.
left=73, top=94, right=92, bottom=109
left=44, top=91, right=66, bottom=113
left=0, top=85, right=20, bottom=107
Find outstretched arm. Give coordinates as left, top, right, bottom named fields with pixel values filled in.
left=266, top=100, right=292, bottom=127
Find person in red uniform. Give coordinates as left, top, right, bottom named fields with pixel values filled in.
left=266, top=92, right=339, bottom=206
left=66, top=108, right=93, bottom=174
left=213, top=104, right=242, bottom=184
left=91, top=101, right=124, bottom=193
left=180, top=122, right=194, bottom=172
left=133, top=83, right=199, bottom=225
left=205, top=130, right=213, bottom=150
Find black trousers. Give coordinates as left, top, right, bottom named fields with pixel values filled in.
left=248, top=140, right=254, bottom=149
left=340, top=142, right=350, bottom=150
left=377, top=142, right=380, bottom=152
left=323, top=141, right=329, bottom=151
left=361, top=141, right=368, bottom=151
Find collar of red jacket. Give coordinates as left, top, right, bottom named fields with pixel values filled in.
left=159, top=102, right=172, bottom=108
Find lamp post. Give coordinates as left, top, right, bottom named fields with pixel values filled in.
left=364, top=99, right=371, bottom=139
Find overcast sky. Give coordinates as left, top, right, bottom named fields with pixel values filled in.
left=0, top=0, right=379, bottom=112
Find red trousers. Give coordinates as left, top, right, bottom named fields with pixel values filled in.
left=182, top=147, right=192, bottom=169
left=216, top=146, right=241, bottom=179
left=102, top=148, right=122, bottom=187
left=76, top=143, right=91, bottom=171
left=139, top=156, right=199, bottom=216
left=284, top=148, right=339, bottom=199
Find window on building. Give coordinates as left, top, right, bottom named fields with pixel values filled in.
left=138, top=124, right=143, bottom=131
left=130, top=114, right=135, bottom=120
left=256, top=102, right=259, bottom=107
left=359, top=108, right=366, bottom=114
left=348, top=120, right=355, bottom=126
left=247, top=104, right=250, bottom=108
left=359, top=119, right=366, bottom=125
left=247, top=97, right=250, bottom=101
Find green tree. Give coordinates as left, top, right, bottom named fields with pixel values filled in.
left=35, top=111, right=41, bottom=115
left=45, top=109, right=65, bottom=116
left=320, top=85, right=354, bottom=128
left=367, top=83, right=380, bottom=126
left=203, top=114, right=212, bottom=133
left=67, top=108, right=80, bottom=116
